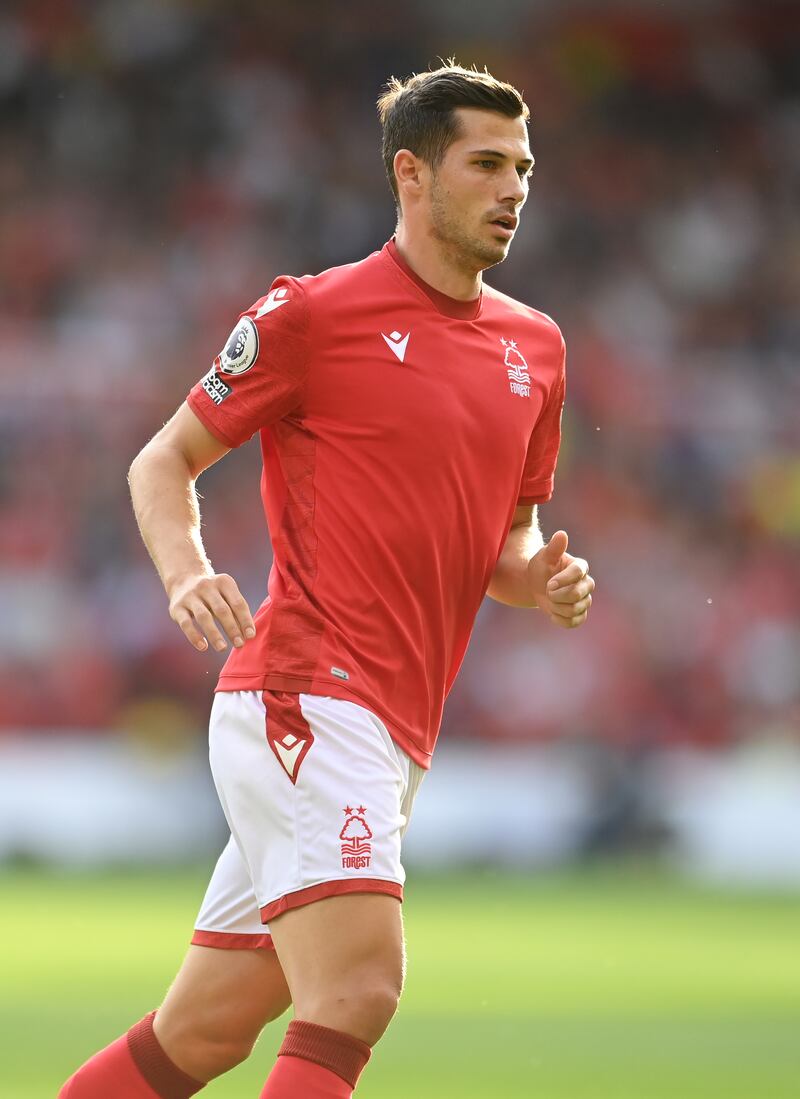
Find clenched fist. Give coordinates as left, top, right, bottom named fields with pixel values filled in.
left=527, top=530, right=595, bottom=629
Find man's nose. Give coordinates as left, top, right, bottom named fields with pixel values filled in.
left=500, top=169, right=526, bottom=207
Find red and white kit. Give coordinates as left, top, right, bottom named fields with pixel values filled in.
left=187, top=240, right=565, bottom=937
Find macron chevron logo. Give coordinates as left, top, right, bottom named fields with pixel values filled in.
left=255, top=287, right=291, bottom=319
left=274, top=734, right=304, bottom=779
left=267, top=725, right=313, bottom=784
left=381, top=329, right=410, bottom=363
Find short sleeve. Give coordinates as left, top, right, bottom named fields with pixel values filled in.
left=187, top=276, right=309, bottom=448
left=517, top=336, right=566, bottom=505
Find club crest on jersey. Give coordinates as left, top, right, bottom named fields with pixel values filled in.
left=501, top=338, right=531, bottom=398
left=340, top=806, right=372, bottom=870
left=217, top=316, right=259, bottom=375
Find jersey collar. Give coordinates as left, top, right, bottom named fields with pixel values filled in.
left=384, top=239, right=482, bottom=321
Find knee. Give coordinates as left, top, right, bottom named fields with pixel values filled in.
left=357, top=981, right=402, bottom=1043
left=192, top=1033, right=256, bottom=1078
left=155, top=1013, right=261, bottom=1080
left=263, top=992, right=293, bottom=1025
left=305, top=977, right=403, bottom=1047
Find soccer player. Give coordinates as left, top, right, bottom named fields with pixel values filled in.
left=60, top=63, right=595, bottom=1099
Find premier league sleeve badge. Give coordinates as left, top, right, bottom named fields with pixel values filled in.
left=217, top=316, right=259, bottom=375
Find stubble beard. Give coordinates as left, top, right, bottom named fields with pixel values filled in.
left=429, top=177, right=508, bottom=273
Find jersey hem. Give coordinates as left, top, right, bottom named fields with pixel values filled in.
left=518, top=479, right=554, bottom=505
left=216, top=671, right=434, bottom=769
left=260, top=878, right=404, bottom=922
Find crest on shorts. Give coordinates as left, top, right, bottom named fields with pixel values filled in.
left=266, top=720, right=313, bottom=784
left=340, top=806, right=372, bottom=870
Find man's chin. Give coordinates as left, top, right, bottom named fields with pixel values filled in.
left=471, top=238, right=509, bottom=270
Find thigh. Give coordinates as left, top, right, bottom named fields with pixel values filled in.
left=269, top=892, right=405, bottom=1043
left=154, top=837, right=292, bottom=1081
left=154, top=942, right=292, bottom=1052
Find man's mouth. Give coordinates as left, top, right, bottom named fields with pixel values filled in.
left=489, top=213, right=518, bottom=236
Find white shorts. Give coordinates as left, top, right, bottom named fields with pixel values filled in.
left=192, top=690, right=425, bottom=950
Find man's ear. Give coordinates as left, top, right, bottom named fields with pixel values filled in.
left=393, top=149, right=424, bottom=204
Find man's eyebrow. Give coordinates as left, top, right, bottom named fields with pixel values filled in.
left=470, top=148, right=535, bottom=168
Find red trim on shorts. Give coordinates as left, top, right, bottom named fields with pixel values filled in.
left=260, top=879, right=403, bottom=922
left=191, top=929, right=275, bottom=951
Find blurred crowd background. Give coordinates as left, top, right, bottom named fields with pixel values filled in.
left=1, top=0, right=799, bottom=868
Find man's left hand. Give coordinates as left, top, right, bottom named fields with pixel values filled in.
left=527, top=530, right=595, bottom=629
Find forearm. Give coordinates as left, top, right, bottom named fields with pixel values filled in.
left=128, top=443, right=212, bottom=597
left=486, top=517, right=544, bottom=607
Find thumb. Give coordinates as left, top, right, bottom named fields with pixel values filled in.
left=542, top=529, right=568, bottom=567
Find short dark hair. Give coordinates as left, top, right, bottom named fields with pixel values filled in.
left=377, top=61, right=530, bottom=206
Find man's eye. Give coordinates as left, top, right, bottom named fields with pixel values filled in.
left=478, top=160, right=497, bottom=169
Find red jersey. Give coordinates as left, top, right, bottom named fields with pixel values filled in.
left=187, top=240, right=565, bottom=768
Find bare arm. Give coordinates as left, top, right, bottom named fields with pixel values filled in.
left=486, top=505, right=545, bottom=607
left=128, top=402, right=255, bottom=652
left=487, top=504, right=595, bottom=629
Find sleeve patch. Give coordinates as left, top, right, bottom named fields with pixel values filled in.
left=186, top=278, right=307, bottom=447
left=200, top=367, right=232, bottom=405
left=218, top=316, right=259, bottom=375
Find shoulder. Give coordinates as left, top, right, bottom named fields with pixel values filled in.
left=247, top=247, right=384, bottom=304
left=242, top=249, right=387, bottom=335
left=279, top=247, right=386, bottom=307
left=225, top=249, right=386, bottom=371
left=483, top=284, right=565, bottom=356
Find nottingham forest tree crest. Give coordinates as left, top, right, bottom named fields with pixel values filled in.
left=501, top=338, right=531, bottom=398
left=340, top=806, right=372, bottom=869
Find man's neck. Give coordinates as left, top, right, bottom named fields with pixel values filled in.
left=393, top=223, right=482, bottom=302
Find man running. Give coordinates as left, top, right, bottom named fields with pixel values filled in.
left=61, top=62, right=594, bottom=1099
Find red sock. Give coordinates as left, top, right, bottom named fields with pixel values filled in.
left=59, top=1012, right=204, bottom=1098
left=260, top=1020, right=371, bottom=1098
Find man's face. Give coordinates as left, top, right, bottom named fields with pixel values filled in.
left=425, top=108, right=533, bottom=271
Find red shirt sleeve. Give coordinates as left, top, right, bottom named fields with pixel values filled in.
left=517, top=335, right=566, bottom=505
left=187, top=276, right=309, bottom=448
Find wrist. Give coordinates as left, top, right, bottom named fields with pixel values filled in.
left=525, top=557, right=549, bottom=609
left=163, top=562, right=213, bottom=600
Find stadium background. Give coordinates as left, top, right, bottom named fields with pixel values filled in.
left=1, top=1, right=798, bottom=1096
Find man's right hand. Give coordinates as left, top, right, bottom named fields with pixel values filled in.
left=168, top=573, right=256, bottom=653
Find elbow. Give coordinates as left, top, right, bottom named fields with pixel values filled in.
left=127, top=440, right=196, bottom=491
left=127, top=455, right=139, bottom=489
left=127, top=447, right=147, bottom=488
left=127, top=441, right=162, bottom=492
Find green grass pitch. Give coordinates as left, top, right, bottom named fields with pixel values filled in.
left=1, top=864, right=798, bottom=1098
